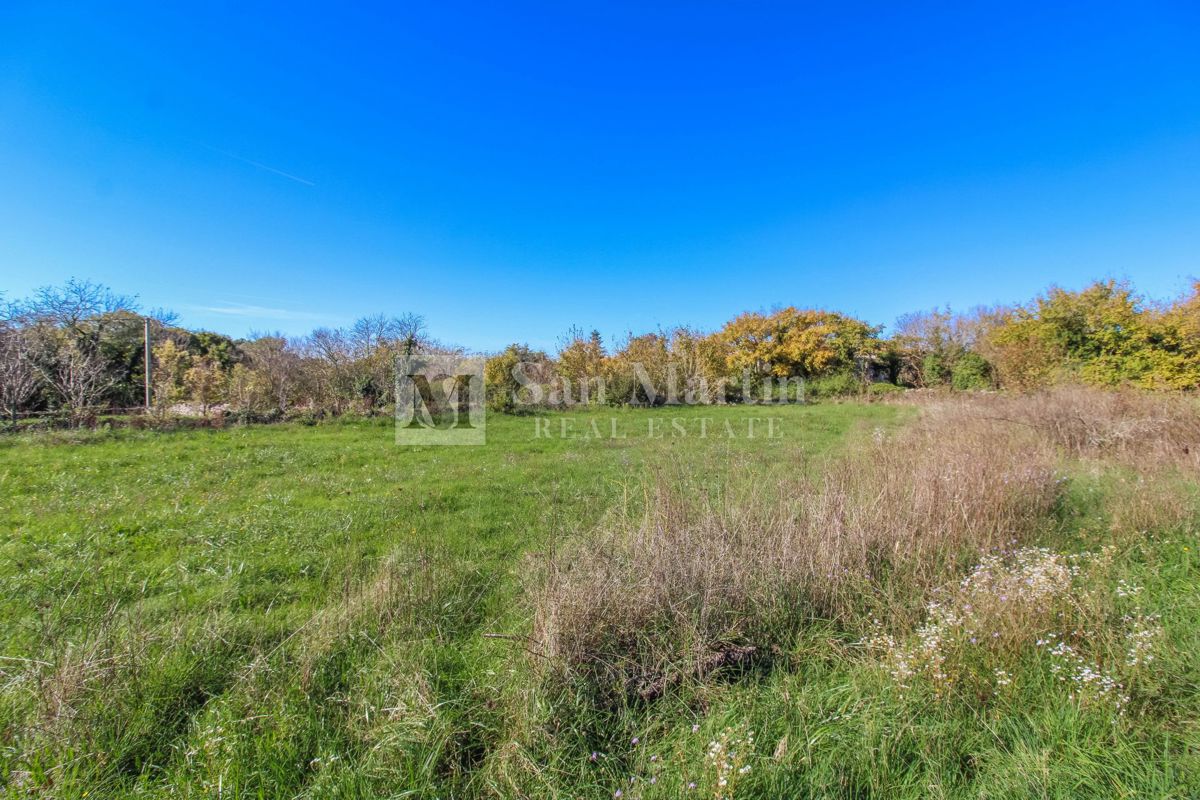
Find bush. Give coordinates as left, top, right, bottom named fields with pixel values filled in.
left=922, top=351, right=949, bottom=385
left=867, top=382, right=905, bottom=399
left=951, top=352, right=993, bottom=390
left=805, top=370, right=861, bottom=399
left=225, top=407, right=281, bottom=426
left=290, top=409, right=321, bottom=426
left=485, top=344, right=554, bottom=413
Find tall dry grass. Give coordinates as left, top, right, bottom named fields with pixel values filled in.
left=531, top=386, right=1200, bottom=705
left=530, top=409, right=1062, bottom=704
left=912, top=385, right=1200, bottom=471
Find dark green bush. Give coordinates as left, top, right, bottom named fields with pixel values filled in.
left=952, top=352, right=994, bottom=390
left=806, top=370, right=861, bottom=399
left=922, top=351, right=949, bottom=385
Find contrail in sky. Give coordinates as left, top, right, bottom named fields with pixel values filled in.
left=191, top=302, right=335, bottom=322
left=197, top=142, right=315, bottom=186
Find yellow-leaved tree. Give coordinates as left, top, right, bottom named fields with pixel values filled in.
left=151, top=338, right=190, bottom=414
left=1141, top=282, right=1200, bottom=389
left=184, top=355, right=226, bottom=416
left=979, top=281, right=1168, bottom=390
left=718, top=307, right=881, bottom=380
left=556, top=328, right=606, bottom=404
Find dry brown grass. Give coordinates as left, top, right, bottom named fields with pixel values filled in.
left=34, top=631, right=139, bottom=731
left=1104, top=472, right=1198, bottom=540
left=529, top=407, right=1062, bottom=704
left=530, top=387, right=1200, bottom=707
left=910, top=385, right=1200, bottom=471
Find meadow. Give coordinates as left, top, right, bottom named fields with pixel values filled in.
left=0, top=395, right=1198, bottom=798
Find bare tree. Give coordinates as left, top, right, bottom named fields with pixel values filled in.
left=242, top=334, right=300, bottom=415
left=304, top=327, right=354, bottom=413
left=348, top=313, right=428, bottom=358
left=392, top=312, right=428, bottom=358
left=892, top=306, right=1007, bottom=387
left=15, top=280, right=170, bottom=410
left=31, top=278, right=135, bottom=324
left=28, top=278, right=140, bottom=347
left=346, top=314, right=428, bottom=411
left=39, top=339, right=113, bottom=423
left=0, top=326, right=41, bottom=424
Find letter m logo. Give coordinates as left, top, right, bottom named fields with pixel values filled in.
left=395, top=355, right=486, bottom=445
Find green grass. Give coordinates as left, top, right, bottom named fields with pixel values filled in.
left=0, top=402, right=1197, bottom=798
left=0, top=404, right=897, bottom=797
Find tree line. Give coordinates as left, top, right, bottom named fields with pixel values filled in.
left=0, top=279, right=431, bottom=424
left=1, top=277, right=1197, bottom=425
left=490, top=279, right=1200, bottom=408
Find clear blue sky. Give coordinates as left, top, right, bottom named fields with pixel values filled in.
left=2, top=2, right=1198, bottom=351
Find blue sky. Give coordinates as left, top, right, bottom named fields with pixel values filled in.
left=2, top=2, right=1198, bottom=352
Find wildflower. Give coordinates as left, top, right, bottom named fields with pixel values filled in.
left=1115, top=580, right=1143, bottom=598
left=1124, top=613, right=1162, bottom=667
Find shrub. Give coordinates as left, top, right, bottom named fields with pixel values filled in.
left=485, top=344, right=554, bottom=413
left=866, top=382, right=905, bottom=399
left=922, top=351, right=949, bottom=385
left=950, top=351, right=993, bottom=390
left=287, top=408, right=322, bottom=426
left=805, top=370, right=861, bottom=399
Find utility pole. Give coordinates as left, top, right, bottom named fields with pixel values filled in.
left=144, top=317, right=152, bottom=411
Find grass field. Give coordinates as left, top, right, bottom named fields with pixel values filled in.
left=1, top=398, right=1198, bottom=798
